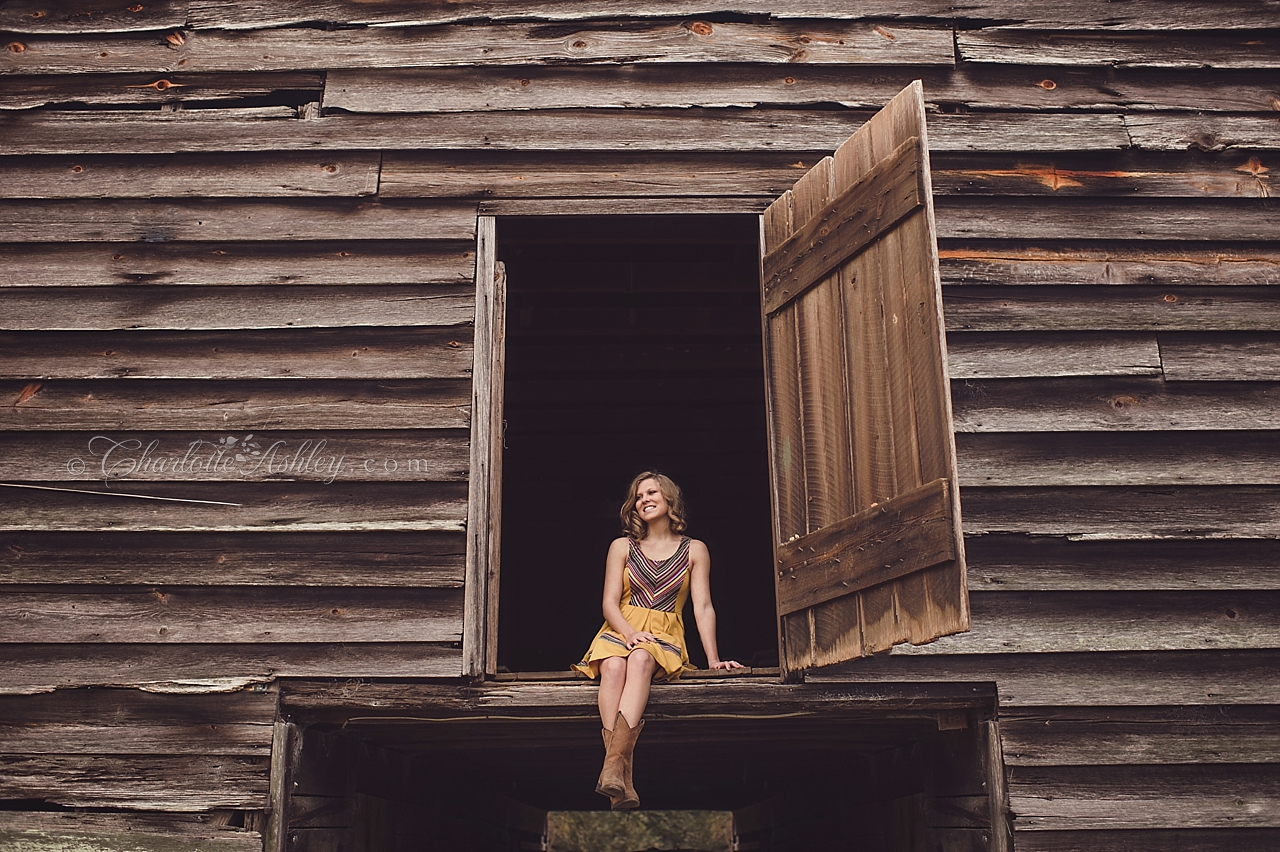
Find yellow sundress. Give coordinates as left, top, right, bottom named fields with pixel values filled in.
left=573, top=536, right=695, bottom=682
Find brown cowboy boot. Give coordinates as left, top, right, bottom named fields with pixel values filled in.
left=597, top=713, right=642, bottom=810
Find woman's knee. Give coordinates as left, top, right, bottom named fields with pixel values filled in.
left=627, top=649, right=656, bottom=673
left=599, top=656, right=627, bottom=681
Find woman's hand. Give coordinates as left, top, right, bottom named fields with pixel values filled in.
left=709, top=659, right=745, bottom=670
left=626, top=631, right=657, bottom=648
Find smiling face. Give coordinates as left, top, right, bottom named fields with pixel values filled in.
left=634, top=478, right=669, bottom=525
left=619, top=471, right=687, bottom=539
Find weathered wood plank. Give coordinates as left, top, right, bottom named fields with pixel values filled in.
left=0, top=71, right=323, bottom=109
left=0, top=152, right=379, bottom=198
left=940, top=248, right=1280, bottom=288
left=958, top=431, right=1280, bottom=486
left=0, top=199, right=476, bottom=242
left=962, top=485, right=1280, bottom=539
left=0, top=22, right=955, bottom=75
left=0, top=108, right=1132, bottom=154
left=958, top=30, right=1280, bottom=69
left=0, top=430, right=469, bottom=483
left=0, top=0, right=188, bottom=33
left=2, top=642, right=463, bottom=693
left=0, top=329, right=474, bottom=381
left=1161, top=333, right=1280, bottom=381
left=946, top=287, right=1280, bottom=333
left=1014, top=828, right=1280, bottom=852
left=1000, top=706, right=1280, bottom=766
left=936, top=199, right=1280, bottom=242
left=808, top=649, right=1280, bottom=707
left=0, top=812, right=261, bottom=852
left=0, top=586, right=464, bottom=644
left=950, top=377, right=1280, bottom=433
left=1007, top=765, right=1280, bottom=830
left=2, top=286, right=474, bottom=331
left=0, top=688, right=275, bottom=755
left=965, top=536, right=1280, bottom=592
left=0, top=379, right=471, bottom=431
left=0, top=754, right=268, bottom=811
left=946, top=332, right=1162, bottom=379
left=0, top=531, right=466, bottom=586
left=1126, top=115, right=1280, bottom=152
left=0, top=481, right=469, bottom=532
left=327, top=64, right=1280, bottom=114
left=888, top=590, right=1280, bottom=656
left=0, top=242, right=475, bottom=288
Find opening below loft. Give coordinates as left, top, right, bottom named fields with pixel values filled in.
left=494, top=215, right=779, bottom=674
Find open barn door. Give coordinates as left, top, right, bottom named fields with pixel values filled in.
left=761, top=82, right=968, bottom=678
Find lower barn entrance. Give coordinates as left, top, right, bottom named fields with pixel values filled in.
left=494, top=215, right=778, bottom=674
left=281, top=681, right=1005, bottom=852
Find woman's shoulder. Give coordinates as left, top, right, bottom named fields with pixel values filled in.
left=609, top=536, right=635, bottom=553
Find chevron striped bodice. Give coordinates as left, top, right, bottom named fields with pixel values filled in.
left=625, top=536, right=691, bottom=612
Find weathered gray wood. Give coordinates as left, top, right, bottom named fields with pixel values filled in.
left=0, top=688, right=275, bottom=754
left=3, top=286, right=474, bottom=331
left=965, top=536, right=1280, bottom=592
left=889, top=590, right=1280, bottom=656
left=945, top=287, right=1280, bottom=332
left=0, top=199, right=476, bottom=242
left=951, top=377, right=1280, bottom=433
left=957, top=431, right=1280, bottom=486
left=1007, top=765, right=1280, bottom=830
left=1014, top=828, right=1280, bottom=852
left=961, top=485, right=1280, bottom=538
left=0, top=329, right=474, bottom=381
left=999, top=706, right=1280, bottom=766
left=934, top=156, right=1278, bottom=199
left=0, top=586, right=463, bottom=643
left=1, top=642, right=464, bottom=693
left=940, top=248, right=1280, bottom=288
left=946, top=332, right=1162, bottom=379
left=0, top=481, right=469, bottom=532
left=0, top=152, right=378, bottom=198
left=0, top=754, right=268, bottom=811
left=0, top=0, right=188, bottom=33
left=958, top=30, right=1280, bottom=69
left=1126, top=115, right=1280, bottom=152
left=0, top=242, right=476, bottom=288
left=0, top=531, right=466, bottom=586
left=0, top=71, right=322, bottom=109
left=0, top=812, right=261, bottom=852
left=936, top=199, right=1280, bottom=242
left=0, top=430, right=469, bottom=482
left=808, top=649, right=1280, bottom=707
left=1160, top=333, right=1280, bottom=381
left=0, top=379, right=470, bottom=431
left=0, top=108, right=1132, bottom=154
left=264, top=720, right=297, bottom=852
left=0, top=22, right=955, bottom=75
left=327, top=64, right=1280, bottom=114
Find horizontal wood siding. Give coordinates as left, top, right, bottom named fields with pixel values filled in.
left=0, top=2, right=1276, bottom=848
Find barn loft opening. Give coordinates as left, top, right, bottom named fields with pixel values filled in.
left=494, top=215, right=779, bottom=674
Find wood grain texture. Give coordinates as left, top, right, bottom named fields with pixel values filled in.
left=0, top=530, right=466, bottom=586
left=0, top=108, right=1132, bottom=155
left=0, top=328, right=474, bottom=381
left=1013, top=828, right=1280, bottom=852
left=0, top=481, right=469, bottom=533
left=950, top=377, right=1280, bottom=433
left=1160, top=333, right=1280, bottom=381
left=961, top=485, right=1280, bottom=538
left=946, top=332, right=1162, bottom=379
left=1007, top=765, right=1280, bottom=830
left=0, top=71, right=322, bottom=109
left=0, top=0, right=188, bottom=33
left=0, top=812, right=261, bottom=852
left=1125, top=115, right=1280, bottom=152
left=958, top=30, right=1280, bottom=69
left=935, top=199, right=1280, bottom=242
left=935, top=155, right=1278, bottom=199
left=0, top=152, right=379, bottom=198
left=0, top=586, right=463, bottom=644
left=0, top=199, right=476, bottom=242
left=939, top=248, right=1280, bottom=289
left=1, top=642, right=463, bottom=693
left=0, top=379, right=471, bottom=431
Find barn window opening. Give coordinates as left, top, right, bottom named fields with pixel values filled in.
left=493, top=214, right=779, bottom=675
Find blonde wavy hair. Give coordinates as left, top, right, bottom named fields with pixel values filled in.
left=620, top=471, right=687, bottom=540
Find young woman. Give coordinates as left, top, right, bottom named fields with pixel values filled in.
left=573, top=471, right=743, bottom=809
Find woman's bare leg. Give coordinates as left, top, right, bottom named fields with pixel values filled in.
left=618, top=649, right=655, bottom=728
left=598, top=656, right=627, bottom=729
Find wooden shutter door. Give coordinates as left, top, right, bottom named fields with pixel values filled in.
left=761, top=82, right=968, bottom=676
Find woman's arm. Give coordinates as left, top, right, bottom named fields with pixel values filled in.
left=688, top=540, right=744, bottom=670
left=601, top=538, right=653, bottom=648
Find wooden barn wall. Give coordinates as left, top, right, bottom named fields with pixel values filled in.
left=0, top=2, right=1278, bottom=850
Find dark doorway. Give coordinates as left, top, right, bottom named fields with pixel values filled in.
left=494, top=215, right=778, bottom=673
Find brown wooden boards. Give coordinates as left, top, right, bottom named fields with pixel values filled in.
left=760, top=82, right=967, bottom=675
